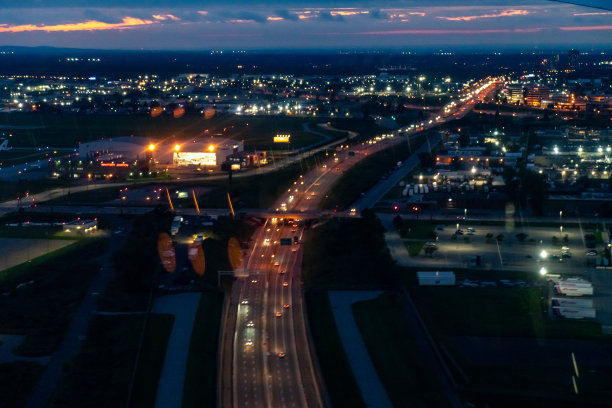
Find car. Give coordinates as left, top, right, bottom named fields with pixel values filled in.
left=273, top=262, right=280, bottom=267
left=277, top=352, right=286, bottom=358
left=275, top=311, right=282, bottom=317
left=245, top=340, right=253, bottom=347
left=247, top=321, right=254, bottom=327
left=283, top=304, right=290, bottom=309
left=241, top=299, right=249, bottom=305
left=264, top=238, right=270, bottom=245
left=291, top=248, right=297, bottom=252
left=436, top=224, right=445, bottom=231
left=586, top=250, right=598, bottom=256
left=562, top=253, right=572, bottom=258
left=251, top=279, right=258, bottom=283
left=279, top=269, right=286, bottom=274
left=283, top=281, right=289, bottom=287
left=455, top=230, right=464, bottom=235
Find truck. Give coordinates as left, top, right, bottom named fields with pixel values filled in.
left=553, top=307, right=596, bottom=319
left=170, top=215, right=183, bottom=236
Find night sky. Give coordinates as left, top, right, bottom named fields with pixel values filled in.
left=0, top=0, right=610, bottom=50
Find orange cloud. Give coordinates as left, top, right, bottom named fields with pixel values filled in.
left=573, top=12, right=612, bottom=16
left=153, top=14, right=180, bottom=21
left=438, top=9, right=528, bottom=21
left=197, top=11, right=208, bottom=16
left=267, top=17, right=284, bottom=21
left=359, top=28, right=540, bottom=35
left=228, top=19, right=256, bottom=24
left=330, top=10, right=369, bottom=16
left=0, top=16, right=153, bottom=33
left=560, top=25, right=612, bottom=31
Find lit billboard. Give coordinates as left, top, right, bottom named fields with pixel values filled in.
left=274, top=134, right=290, bottom=143
left=174, top=152, right=216, bottom=166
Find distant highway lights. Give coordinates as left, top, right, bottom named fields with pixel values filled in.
left=560, top=211, right=563, bottom=233
left=540, top=249, right=548, bottom=260
left=539, top=267, right=548, bottom=276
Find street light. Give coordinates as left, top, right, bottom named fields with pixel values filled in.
left=560, top=211, right=563, bottom=233
left=539, top=267, right=547, bottom=276
left=540, top=249, right=548, bottom=259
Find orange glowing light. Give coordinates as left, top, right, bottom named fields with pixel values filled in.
left=174, top=144, right=181, bottom=152
left=148, top=144, right=155, bottom=151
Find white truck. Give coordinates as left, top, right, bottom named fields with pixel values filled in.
left=170, top=215, right=183, bottom=236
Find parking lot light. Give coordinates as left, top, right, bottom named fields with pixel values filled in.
left=540, top=249, right=548, bottom=259
left=539, top=267, right=547, bottom=276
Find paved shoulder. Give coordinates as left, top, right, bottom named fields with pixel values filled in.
left=329, top=291, right=393, bottom=408
left=153, top=292, right=202, bottom=408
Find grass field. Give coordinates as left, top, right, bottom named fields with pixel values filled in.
left=50, top=314, right=145, bottom=408
left=129, top=313, right=175, bottom=408
left=408, top=285, right=612, bottom=407
left=0, top=178, right=72, bottom=202
left=305, top=291, right=365, bottom=408
left=0, top=238, right=107, bottom=356
left=182, top=290, right=224, bottom=408
left=320, top=134, right=426, bottom=211
left=0, top=112, right=339, bottom=150
left=198, top=151, right=326, bottom=209
left=352, top=293, right=451, bottom=408
left=0, top=361, right=45, bottom=407
left=301, top=211, right=395, bottom=287
left=409, top=286, right=606, bottom=339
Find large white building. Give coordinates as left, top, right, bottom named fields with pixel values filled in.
left=78, top=136, right=243, bottom=167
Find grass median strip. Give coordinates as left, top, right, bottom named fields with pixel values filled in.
left=182, top=290, right=224, bottom=408
left=129, top=313, right=175, bottom=408
left=352, top=293, right=452, bottom=408
left=305, top=291, right=365, bottom=408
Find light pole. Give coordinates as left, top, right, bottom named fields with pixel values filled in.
left=560, top=211, right=563, bottom=234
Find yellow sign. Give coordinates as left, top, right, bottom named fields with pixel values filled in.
left=274, top=134, right=291, bottom=143
left=231, top=163, right=241, bottom=170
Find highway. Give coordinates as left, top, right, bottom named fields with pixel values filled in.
left=220, top=76, right=504, bottom=408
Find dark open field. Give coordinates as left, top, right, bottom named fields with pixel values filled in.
left=0, top=112, right=342, bottom=151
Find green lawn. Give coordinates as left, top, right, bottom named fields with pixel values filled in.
left=301, top=211, right=395, bottom=287
left=0, top=148, right=64, bottom=166
left=0, top=178, right=72, bottom=202
left=409, top=287, right=607, bottom=339
left=305, top=291, right=365, bottom=408
left=406, top=241, right=426, bottom=256
left=0, top=238, right=108, bottom=356
left=352, top=294, right=451, bottom=408
left=408, top=286, right=612, bottom=407
left=50, top=315, right=145, bottom=408
left=99, top=210, right=172, bottom=312
left=0, top=113, right=339, bottom=150
left=129, top=313, right=175, bottom=408
left=320, top=134, right=426, bottom=211
left=197, top=151, right=326, bottom=209
left=0, top=362, right=45, bottom=407
left=182, top=291, right=224, bottom=408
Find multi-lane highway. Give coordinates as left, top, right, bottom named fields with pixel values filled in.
left=220, top=76, right=503, bottom=408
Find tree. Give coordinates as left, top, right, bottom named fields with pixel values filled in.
left=424, top=245, right=438, bottom=256
left=516, top=232, right=529, bottom=242
left=392, top=215, right=404, bottom=230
